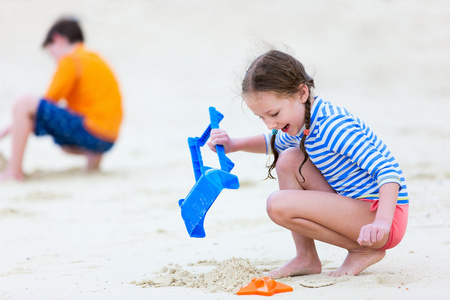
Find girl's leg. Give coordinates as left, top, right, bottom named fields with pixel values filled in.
left=267, top=148, right=387, bottom=277
left=267, top=231, right=322, bottom=278
left=268, top=147, right=335, bottom=278
left=0, top=95, right=40, bottom=182
left=268, top=190, right=386, bottom=276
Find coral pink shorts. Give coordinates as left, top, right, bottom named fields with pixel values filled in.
left=361, top=199, right=409, bottom=250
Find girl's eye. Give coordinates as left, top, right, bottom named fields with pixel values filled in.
left=271, top=112, right=279, bottom=117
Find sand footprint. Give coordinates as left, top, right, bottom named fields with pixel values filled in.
left=297, top=274, right=350, bottom=288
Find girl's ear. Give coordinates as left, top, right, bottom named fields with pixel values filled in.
left=298, top=84, right=309, bottom=103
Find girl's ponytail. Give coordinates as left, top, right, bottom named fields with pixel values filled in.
left=298, top=95, right=312, bottom=182
left=266, top=130, right=279, bottom=179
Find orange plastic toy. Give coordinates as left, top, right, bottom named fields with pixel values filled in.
left=237, top=277, right=293, bottom=296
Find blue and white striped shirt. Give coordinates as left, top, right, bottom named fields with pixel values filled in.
left=264, top=97, right=409, bottom=205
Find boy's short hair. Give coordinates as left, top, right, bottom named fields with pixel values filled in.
left=42, top=17, right=84, bottom=47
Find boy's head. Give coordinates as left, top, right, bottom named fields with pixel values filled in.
left=42, top=17, right=84, bottom=48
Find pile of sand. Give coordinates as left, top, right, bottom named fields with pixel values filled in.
left=133, top=257, right=262, bottom=293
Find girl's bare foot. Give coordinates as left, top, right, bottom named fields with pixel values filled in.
left=267, top=255, right=322, bottom=279
left=328, top=247, right=386, bottom=277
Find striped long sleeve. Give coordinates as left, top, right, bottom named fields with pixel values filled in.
left=267, top=97, right=408, bottom=204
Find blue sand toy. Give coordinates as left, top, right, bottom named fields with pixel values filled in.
left=178, top=107, right=239, bottom=238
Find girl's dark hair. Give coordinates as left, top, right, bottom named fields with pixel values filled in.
left=242, top=50, right=314, bottom=181
left=42, top=17, right=84, bottom=47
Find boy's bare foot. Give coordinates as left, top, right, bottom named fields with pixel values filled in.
left=86, top=152, right=103, bottom=171
left=0, top=126, right=10, bottom=139
left=328, top=247, right=386, bottom=277
left=0, top=170, right=25, bottom=182
left=0, top=152, right=6, bottom=171
left=267, top=255, right=322, bottom=279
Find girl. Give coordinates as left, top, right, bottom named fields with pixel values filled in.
left=209, top=50, right=409, bottom=277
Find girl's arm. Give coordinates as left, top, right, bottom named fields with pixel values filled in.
left=208, top=129, right=267, bottom=154
left=357, top=182, right=399, bottom=247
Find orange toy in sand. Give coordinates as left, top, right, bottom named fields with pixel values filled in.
left=237, top=277, right=293, bottom=296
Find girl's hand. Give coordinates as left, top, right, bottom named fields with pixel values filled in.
left=208, top=129, right=235, bottom=153
left=357, top=220, right=391, bottom=247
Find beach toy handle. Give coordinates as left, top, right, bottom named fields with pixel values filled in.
left=179, top=107, right=239, bottom=238
left=209, top=107, right=234, bottom=173
left=187, top=107, right=235, bottom=182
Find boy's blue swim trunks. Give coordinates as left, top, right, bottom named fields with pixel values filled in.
left=34, top=99, right=114, bottom=153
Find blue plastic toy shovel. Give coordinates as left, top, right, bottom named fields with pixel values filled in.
left=178, top=107, right=239, bottom=238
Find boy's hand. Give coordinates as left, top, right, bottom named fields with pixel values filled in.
left=208, top=129, right=234, bottom=153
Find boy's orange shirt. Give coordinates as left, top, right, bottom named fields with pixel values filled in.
left=45, top=44, right=122, bottom=142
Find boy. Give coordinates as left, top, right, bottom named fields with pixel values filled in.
left=0, top=17, right=122, bottom=181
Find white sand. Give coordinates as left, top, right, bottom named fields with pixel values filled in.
left=1, top=0, right=450, bottom=299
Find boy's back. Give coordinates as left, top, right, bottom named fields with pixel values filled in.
left=46, top=44, right=122, bottom=142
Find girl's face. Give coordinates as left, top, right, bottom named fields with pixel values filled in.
left=244, top=85, right=309, bottom=136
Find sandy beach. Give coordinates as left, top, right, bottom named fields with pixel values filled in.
left=1, top=0, right=450, bottom=299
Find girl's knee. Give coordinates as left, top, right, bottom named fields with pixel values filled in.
left=266, top=191, right=289, bottom=223
left=275, top=147, right=304, bottom=176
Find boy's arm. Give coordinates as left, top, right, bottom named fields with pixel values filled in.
left=45, top=56, right=77, bottom=102
left=208, top=129, right=267, bottom=154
